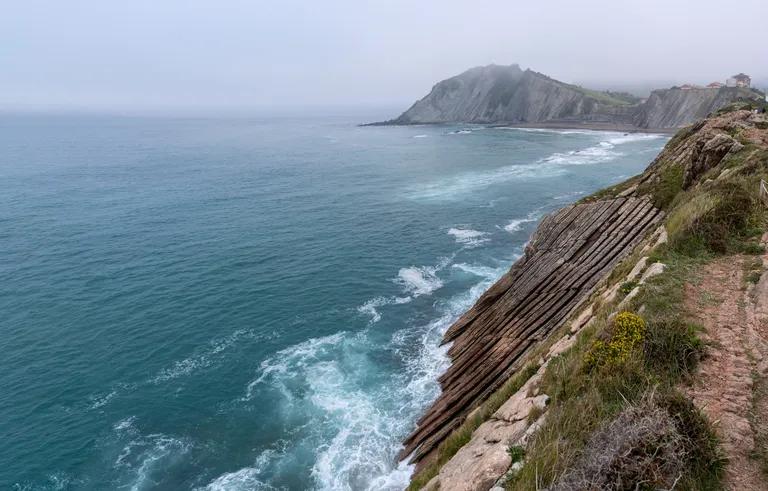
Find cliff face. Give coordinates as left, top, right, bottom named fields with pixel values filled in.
left=401, top=196, right=664, bottom=464
left=390, top=65, right=635, bottom=125
left=381, top=65, right=764, bottom=130
left=405, top=107, right=768, bottom=491
left=633, top=86, right=762, bottom=129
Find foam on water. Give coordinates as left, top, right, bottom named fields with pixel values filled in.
left=150, top=329, right=254, bottom=384
left=409, top=130, right=663, bottom=200
left=111, top=417, right=193, bottom=491
left=357, top=256, right=453, bottom=324
left=357, top=295, right=412, bottom=323
left=447, top=227, right=490, bottom=248
left=221, top=254, right=510, bottom=490
left=503, top=210, right=543, bottom=233
left=201, top=446, right=287, bottom=491
left=394, top=256, right=452, bottom=297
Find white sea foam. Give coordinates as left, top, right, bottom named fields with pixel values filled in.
left=503, top=210, right=543, bottom=233
left=357, top=295, right=412, bottom=323
left=235, top=253, right=513, bottom=490
left=202, top=445, right=286, bottom=491
left=412, top=134, right=428, bottom=138
left=88, top=390, right=117, bottom=410
left=149, top=329, right=252, bottom=384
left=605, top=133, right=664, bottom=145
left=395, top=258, right=449, bottom=297
left=112, top=418, right=192, bottom=491
left=408, top=131, right=664, bottom=200
left=357, top=256, right=452, bottom=324
left=447, top=227, right=490, bottom=248
left=244, top=332, right=346, bottom=400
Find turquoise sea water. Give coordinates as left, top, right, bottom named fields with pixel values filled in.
left=0, top=110, right=667, bottom=490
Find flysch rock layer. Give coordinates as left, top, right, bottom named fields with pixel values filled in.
left=423, top=228, right=669, bottom=491
left=402, top=197, right=664, bottom=464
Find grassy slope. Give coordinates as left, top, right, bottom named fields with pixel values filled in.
left=508, top=106, right=768, bottom=489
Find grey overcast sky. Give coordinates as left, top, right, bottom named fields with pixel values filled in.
left=2, top=0, right=766, bottom=112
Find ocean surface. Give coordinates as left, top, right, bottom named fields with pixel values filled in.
left=0, top=110, right=667, bottom=490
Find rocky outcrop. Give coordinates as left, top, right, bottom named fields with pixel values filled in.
left=419, top=231, right=670, bottom=491
left=374, top=65, right=764, bottom=130
left=401, top=197, right=664, bottom=464
left=634, top=109, right=759, bottom=191
left=381, top=65, right=637, bottom=126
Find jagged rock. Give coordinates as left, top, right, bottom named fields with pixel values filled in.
left=401, top=197, right=663, bottom=464
left=495, top=392, right=549, bottom=423
left=438, top=419, right=529, bottom=491
left=570, top=305, right=594, bottom=333
left=640, top=263, right=666, bottom=284
left=617, top=185, right=638, bottom=198
left=546, top=335, right=577, bottom=359
left=617, top=286, right=641, bottom=310
left=683, top=133, right=743, bottom=188
left=718, top=168, right=735, bottom=180
left=602, top=283, right=622, bottom=304
left=627, top=256, right=649, bottom=281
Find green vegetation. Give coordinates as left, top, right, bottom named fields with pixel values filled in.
left=566, top=84, right=641, bottom=106
left=408, top=108, right=768, bottom=490
left=507, top=247, right=723, bottom=490
left=507, top=445, right=526, bottom=464
left=584, top=312, right=646, bottom=371
left=507, top=108, right=768, bottom=489
left=619, top=280, right=638, bottom=296
left=406, top=363, right=540, bottom=490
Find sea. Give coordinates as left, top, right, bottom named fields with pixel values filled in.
left=0, top=109, right=667, bottom=490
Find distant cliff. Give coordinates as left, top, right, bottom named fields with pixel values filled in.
left=633, top=86, right=760, bottom=128
left=374, top=64, right=764, bottom=130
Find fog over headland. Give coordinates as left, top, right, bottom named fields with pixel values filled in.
left=2, top=0, right=766, bottom=113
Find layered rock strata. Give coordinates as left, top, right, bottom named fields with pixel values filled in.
left=402, top=197, right=664, bottom=464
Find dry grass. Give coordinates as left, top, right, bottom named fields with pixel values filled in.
left=549, top=393, right=686, bottom=491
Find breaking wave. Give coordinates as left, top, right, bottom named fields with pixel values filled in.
left=408, top=130, right=663, bottom=200
left=227, top=256, right=510, bottom=490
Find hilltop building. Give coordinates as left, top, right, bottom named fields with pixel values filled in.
left=727, top=73, right=751, bottom=88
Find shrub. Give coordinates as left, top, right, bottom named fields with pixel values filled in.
left=619, top=280, right=638, bottom=296
left=669, top=180, right=758, bottom=254
left=548, top=395, right=686, bottom=491
left=584, top=312, right=646, bottom=371
left=660, top=391, right=725, bottom=488
left=507, top=445, right=525, bottom=464
left=644, top=319, right=703, bottom=379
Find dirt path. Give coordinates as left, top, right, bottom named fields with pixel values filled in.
left=684, top=246, right=768, bottom=490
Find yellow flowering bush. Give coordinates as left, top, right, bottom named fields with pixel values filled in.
left=584, top=312, right=646, bottom=371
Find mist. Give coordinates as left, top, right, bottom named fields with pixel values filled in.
left=2, top=0, right=766, bottom=113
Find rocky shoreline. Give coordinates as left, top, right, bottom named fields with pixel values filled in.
left=404, top=105, right=768, bottom=490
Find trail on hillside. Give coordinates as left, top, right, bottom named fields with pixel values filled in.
left=684, top=246, right=768, bottom=490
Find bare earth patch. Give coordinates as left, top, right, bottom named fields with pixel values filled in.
left=684, top=246, right=768, bottom=490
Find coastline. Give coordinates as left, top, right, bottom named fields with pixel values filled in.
left=363, top=120, right=678, bottom=134
left=404, top=107, right=768, bottom=491
left=488, top=121, right=678, bottom=134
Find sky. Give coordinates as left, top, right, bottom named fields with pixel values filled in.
left=2, top=0, right=767, bottom=112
